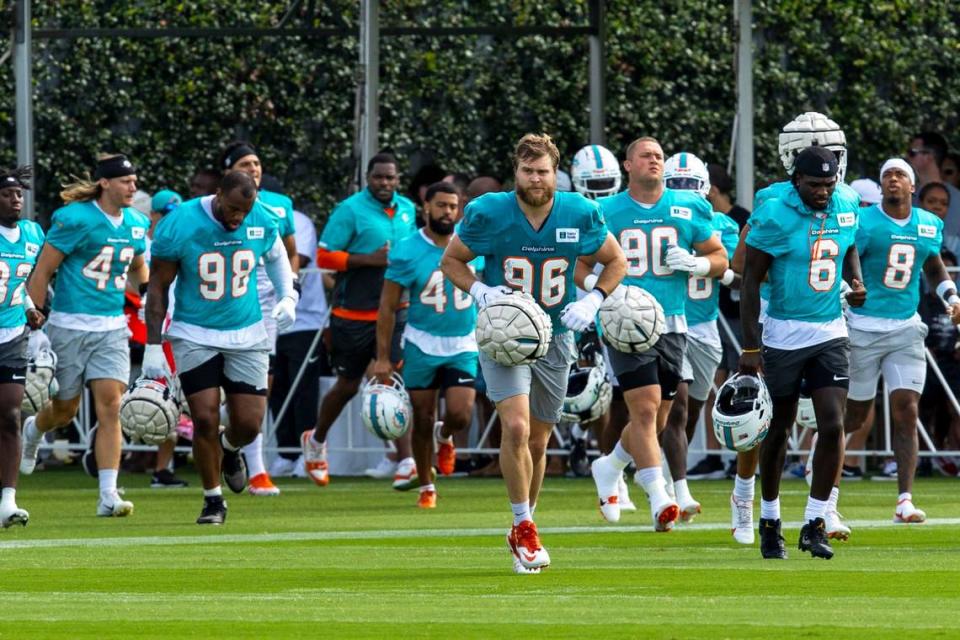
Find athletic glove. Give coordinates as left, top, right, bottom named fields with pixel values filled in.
left=271, top=296, right=298, bottom=333
left=665, top=245, right=710, bottom=276
left=142, top=344, right=168, bottom=380
left=561, top=289, right=603, bottom=332
left=469, top=282, right=512, bottom=310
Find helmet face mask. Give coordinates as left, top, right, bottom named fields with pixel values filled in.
left=663, top=152, right=710, bottom=199
left=561, top=359, right=612, bottom=424
left=712, top=373, right=772, bottom=452
left=360, top=373, right=412, bottom=441
left=571, top=145, right=622, bottom=199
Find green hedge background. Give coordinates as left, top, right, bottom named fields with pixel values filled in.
left=0, top=0, right=958, bottom=223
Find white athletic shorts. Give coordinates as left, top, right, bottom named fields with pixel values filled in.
left=847, top=323, right=928, bottom=401
left=680, top=334, right=723, bottom=402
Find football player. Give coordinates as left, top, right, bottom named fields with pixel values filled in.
left=740, top=146, right=865, bottom=560
left=0, top=166, right=43, bottom=527
left=729, top=112, right=860, bottom=544
left=843, top=159, right=960, bottom=523
left=589, top=137, right=728, bottom=532
left=441, top=133, right=626, bottom=572
left=373, top=182, right=479, bottom=509
left=24, top=154, right=149, bottom=517
left=220, top=141, right=300, bottom=497
left=145, top=171, right=297, bottom=524
left=658, top=152, right=739, bottom=522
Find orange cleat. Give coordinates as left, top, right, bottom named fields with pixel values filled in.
left=507, top=520, right=550, bottom=569
left=300, top=429, right=329, bottom=487
left=417, top=490, right=437, bottom=509
left=248, top=472, right=281, bottom=496
left=434, top=421, right=456, bottom=476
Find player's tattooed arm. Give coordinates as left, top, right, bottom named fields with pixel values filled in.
left=25, top=244, right=66, bottom=311
left=373, top=280, right=404, bottom=382
left=842, top=244, right=866, bottom=308
left=145, top=258, right=177, bottom=345
left=738, top=245, right=772, bottom=375
left=923, top=253, right=960, bottom=324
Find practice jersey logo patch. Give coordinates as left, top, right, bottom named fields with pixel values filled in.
left=556, top=228, right=580, bottom=243
left=24, top=242, right=39, bottom=256
left=918, top=224, right=937, bottom=238
left=837, top=213, right=855, bottom=227
left=247, top=226, right=265, bottom=240
left=670, top=206, right=692, bottom=220
left=265, top=204, right=286, bottom=218
left=131, top=227, right=145, bottom=239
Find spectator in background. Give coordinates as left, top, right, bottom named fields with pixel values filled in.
left=850, top=178, right=882, bottom=207
left=270, top=209, right=328, bottom=478
left=908, top=131, right=960, bottom=243
left=942, top=151, right=960, bottom=190
left=465, top=175, right=503, bottom=202
left=919, top=182, right=957, bottom=255
left=706, top=163, right=750, bottom=228
left=443, top=172, right=470, bottom=218
left=409, top=164, right=447, bottom=209
left=188, top=168, right=220, bottom=198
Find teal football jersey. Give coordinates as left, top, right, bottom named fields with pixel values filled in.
left=855, top=205, right=942, bottom=319
left=686, top=211, right=740, bottom=326
left=746, top=186, right=859, bottom=323
left=258, top=189, right=296, bottom=238
left=0, top=221, right=44, bottom=329
left=385, top=229, right=477, bottom=337
left=46, top=201, right=149, bottom=316
left=598, top=188, right=714, bottom=318
left=458, top=191, right=607, bottom=334
left=151, top=197, right=281, bottom=331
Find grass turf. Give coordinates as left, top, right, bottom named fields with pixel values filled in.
left=1, top=467, right=958, bottom=639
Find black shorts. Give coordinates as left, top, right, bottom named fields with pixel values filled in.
left=719, top=316, right=742, bottom=373
left=179, top=354, right=267, bottom=397
left=762, top=338, right=850, bottom=401
left=0, top=332, right=28, bottom=385
left=407, top=367, right=477, bottom=392
left=329, top=316, right=404, bottom=381
left=606, top=332, right=687, bottom=397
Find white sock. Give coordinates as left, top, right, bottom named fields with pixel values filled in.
left=734, top=475, right=755, bottom=502
left=511, top=500, right=532, bottom=525
left=220, top=431, right=238, bottom=452
left=419, top=483, right=435, bottom=493
left=804, top=495, right=829, bottom=522
left=1, top=487, right=15, bottom=507
left=828, top=486, right=840, bottom=512
left=674, top=478, right=693, bottom=505
left=98, top=469, right=118, bottom=497
left=242, top=433, right=266, bottom=477
left=611, top=441, right=633, bottom=469
left=760, top=497, right=780, bottom=520
left=203, top=486, right=223, bottom=498
left=636, top=466, right=669, bottom=504
left=898, top=492, right=912, bottom=503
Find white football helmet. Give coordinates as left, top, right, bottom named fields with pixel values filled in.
left=476, top=291, right=553, bottom=366
left=361, top=373, right=412, bottom=441
left=571, top=144, right=622, bottom=199
left=778, top=111, right=847, bottom=181
left=663, top=152, right=711, bottom=198
left=796, top=395, right=817, bottom=431
left=561, top=361, right=613, bottom=424
left=712, top=373, right=772, bottom=452
left=120, top=377, right=182, bottom=445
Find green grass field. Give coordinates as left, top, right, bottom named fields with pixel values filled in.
left=1, top=468, right=958, bottom=639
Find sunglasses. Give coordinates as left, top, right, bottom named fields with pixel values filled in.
left=908, top=147, right=933, bottom=158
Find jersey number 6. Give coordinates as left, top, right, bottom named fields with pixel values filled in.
left=808, top=238, right=839, bottom=292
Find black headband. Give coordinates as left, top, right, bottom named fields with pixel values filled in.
left=224, top=144, right=257, bottom=169
left=0, top=175, right=22, bottom=190
left=94, top=155, right=136, bottom=180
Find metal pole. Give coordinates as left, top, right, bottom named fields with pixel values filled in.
left=359, top=0, right=379, bottom=188
left=14, top=0, right=35, bottom=220
left=588, top=0, right=605, bottom=145
left=733, top=0, right=754, bottom=208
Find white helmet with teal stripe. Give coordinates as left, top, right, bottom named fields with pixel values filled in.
left=663, top=152, right=711, bottom=198
left=361, top=373, right=412, bottom=441
left=571, top=144, right=621, bottom=199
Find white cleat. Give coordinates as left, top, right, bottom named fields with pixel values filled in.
left=679, top=498, right=702, bottom=523
left=651, top=495, right=680, bottom=532
left=97, top=492, right=134, bottom=518
left=825, top=508, right=851, bottom=540
left=591, top=456, right=621, bottom=523
left=0, top=503, right=29, bottom=528
left=618, top=474, right=637, bottom=512
left=730, top=494, right=754, bottom=544
left=894, top=499, right=927, bottom=524
left=512, top=555, right=541, bottom=574
left=20, top=416, right=42, bottom=475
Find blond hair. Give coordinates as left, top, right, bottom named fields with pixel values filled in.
left=59, top=153, right=124, bottom=204
left=624, top=136, right=661, bottom=160
left=513, top=133, right=560, bottom=170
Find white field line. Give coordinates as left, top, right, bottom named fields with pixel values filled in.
left=0, top=517, right=957, bottom=550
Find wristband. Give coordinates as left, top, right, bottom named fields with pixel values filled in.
left=292, top=273, right=303, bottom=297
left=936, top=279, right=958, bottom=304
left=583, top=273, right=599, bottom=292
left=949, top=294, right=960, bottom=306
left=692, top=256, right=711, bottom=277
left=741, top=348, right=761, bottom=354
left=594, top=286, right=610, bottom=299
left=24, top=294, right=36, bottom=311
left=719, top=269, right=736, bottom=286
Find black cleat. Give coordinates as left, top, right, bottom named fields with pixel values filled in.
left=759, top=518, right=787, bottom=559
left=220, top=434, right=248, bottom=494
left=799, top=517, right=834, bottom=559
left=196, top=496, right=227, bottom=525
left=151, top=469, right=189, bottom=489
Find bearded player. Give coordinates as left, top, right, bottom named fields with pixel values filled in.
left=441, top=133, right=626, bottom=572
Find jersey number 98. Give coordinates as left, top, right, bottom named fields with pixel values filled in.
left=198, top=250, right=257, bottom=300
